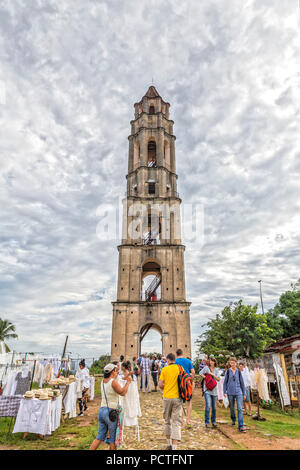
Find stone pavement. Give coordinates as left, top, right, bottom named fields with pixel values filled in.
left=122, top=389, right=233, bottom=450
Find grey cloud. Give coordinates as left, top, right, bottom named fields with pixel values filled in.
left=0, top=0, right=299, bottom=357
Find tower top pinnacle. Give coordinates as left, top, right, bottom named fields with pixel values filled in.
left=134, top=86, right=170, bottom=106
left=144, top=85, right=160, bottom=98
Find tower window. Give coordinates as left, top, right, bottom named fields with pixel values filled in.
left=148, top=183, right=155, bottom=195
left=149, top=105, right=155, bottom=114
left=115, top=344, right=117, bottom=347
left=148, top=141, right=156, bottom=167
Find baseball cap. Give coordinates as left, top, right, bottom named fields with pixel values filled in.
left=104, top=363, right=117, bottom=373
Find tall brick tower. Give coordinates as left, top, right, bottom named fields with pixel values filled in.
left=111, top=86, right=191, bottom=360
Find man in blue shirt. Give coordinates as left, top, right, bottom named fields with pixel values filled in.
left=223, top=357, right=246, bottom=432
left=175, top=349, right=195, bottom=428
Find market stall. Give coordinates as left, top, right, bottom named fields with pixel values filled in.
left=13, top=389, right=62, bottom=437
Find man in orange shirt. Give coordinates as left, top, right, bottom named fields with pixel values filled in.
left=158, top=353, right=182, bottom=450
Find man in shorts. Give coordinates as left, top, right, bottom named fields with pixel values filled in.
left=239, top=361, right=252, bottom=416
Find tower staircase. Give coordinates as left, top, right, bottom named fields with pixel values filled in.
left=143, top=231, right=158, bottom=245
left=145, top=275, right=161, bottom=301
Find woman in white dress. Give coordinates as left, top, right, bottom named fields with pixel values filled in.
left=120, top=361, right=142, bottom=427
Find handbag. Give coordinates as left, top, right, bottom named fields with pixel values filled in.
left=102, top=380, right=119, bottom=422
left=204, top=373, right=217, bottom=391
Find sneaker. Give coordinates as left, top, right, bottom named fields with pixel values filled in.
left=239, top=427, right=247, bottom=433
left=231, top=421, right=236, bottom=426
left=78, top=412, right=84, bottom=417
left=212, top=423, right=218, bottom=428
left=84, top=407, right=88, bottom=411
left=165, top=445, right=172, bottom=450
left=205, top=424, right=210, bottom=428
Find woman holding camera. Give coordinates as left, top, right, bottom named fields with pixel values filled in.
left=90, top=363, right=132, bottom=450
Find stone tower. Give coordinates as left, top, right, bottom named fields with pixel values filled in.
left=111, top=86, right=191, bottom=360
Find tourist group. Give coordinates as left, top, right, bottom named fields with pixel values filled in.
left=89, top=351, right=252, bottom=450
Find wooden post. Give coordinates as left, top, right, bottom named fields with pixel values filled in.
left=280, top=353, right=290, bottom=401
left=257, top=390, right=261, bottom=418
left=30, top=360, right=36, bottom=390
left=61, top=335, right=69, bottom=360
left=294, top=375, right=300, bottom=412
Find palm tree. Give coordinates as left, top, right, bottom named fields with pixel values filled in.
left=0, top=319, right=18, bottom=352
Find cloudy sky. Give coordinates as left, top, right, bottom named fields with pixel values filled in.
left=0, top=0, right=299, bottom=358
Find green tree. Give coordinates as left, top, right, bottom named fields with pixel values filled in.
left=196, top=300, right=275, bottom=359
left=89, top=354, right=111, bottom=374
left=266, top=280, right=300, bottom=339
left=0, top=319, right=18, bottom=352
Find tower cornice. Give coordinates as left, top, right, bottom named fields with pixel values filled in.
left=126, top=165, right=178, bottom=179
left=112, top=301, right=191, bottom=306
left=128, top=128, right=176, bottom=140
left=130, top=111, right=174, bottom=125
left=117, top=244, right=186, bottom=250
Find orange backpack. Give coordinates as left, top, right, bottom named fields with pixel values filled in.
left=177, top=365, right=193, bottom=402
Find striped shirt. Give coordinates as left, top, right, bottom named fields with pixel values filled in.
left=141, top=357, right=150, bottom=375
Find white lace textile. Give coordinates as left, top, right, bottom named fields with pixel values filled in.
left=13, top=396, right=62, bottom=435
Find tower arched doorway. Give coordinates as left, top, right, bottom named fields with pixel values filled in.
left=139, top=322, right=164, bottom=356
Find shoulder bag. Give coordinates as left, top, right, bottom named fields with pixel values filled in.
left=102, top=380, right=119, bottom=422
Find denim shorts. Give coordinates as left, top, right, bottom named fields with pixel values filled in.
left=245, top=386, right=251, bottom=403
left=96, top=407, right=118, bottom=443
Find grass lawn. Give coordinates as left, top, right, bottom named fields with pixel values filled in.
left=251, top=406, right=300, bottom=438
left=0, top=415, right=99, bottom=450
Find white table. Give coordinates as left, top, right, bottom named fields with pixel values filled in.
left=13, top=395, right=62, bottom=436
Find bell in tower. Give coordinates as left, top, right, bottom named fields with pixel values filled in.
left=111, top=86, right=191, bottom=359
